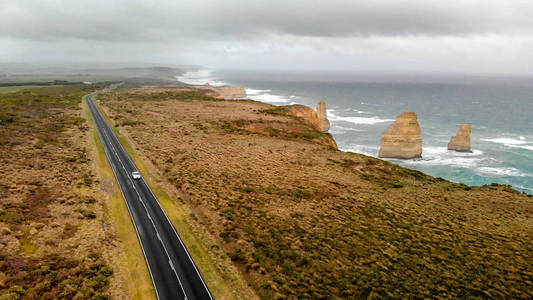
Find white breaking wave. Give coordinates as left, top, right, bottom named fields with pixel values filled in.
left=328, top=111, right=394, bottom=125
left=400, top=146, right=484, bottom=168
left=245, top=88, right=272, bottom=95
left=349, top=108, right=370, bottom=114
left=507, top=144, right=533, bottom=151
left=328, top=124, right=363, bottom=135
left=176, top=69, right=227, bottom=87
left=514, top=185, right=533, bottom=192
left=329, top=129, right=347, bottom=135
left=482, top=137, right=527, bottom=145
left=482, top=137, right=533, bottom=151
left=176, top=74, right=293, bottom=104
left=177, top=71, right=293, bottom=104
left=476, top=167, right=530, bottom=177
left=360, top=101, right=382, bottom=106
left=245, top=88, right=292, bottom=103
left=334, top=125, right=363, bottom=132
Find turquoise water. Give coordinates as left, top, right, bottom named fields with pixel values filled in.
left=178, top=70, right=533, bottom=194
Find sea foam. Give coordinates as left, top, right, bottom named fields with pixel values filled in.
left=177, top=71, right=293, bottom=104
left=482, top=137, right=533, bottom=151
left=482, top=137, right=527, bottom=145
left=399, top=147, right=484, bottom=168
left=246, top=88, right=272, bottom=95
left=245, top=88, right=291, bottom=103
left=328, top=111, right=394, bottom=125
left=476, top=167, right=530, bottom=177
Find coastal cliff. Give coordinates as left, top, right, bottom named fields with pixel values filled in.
left=97, top=87, right=533, bottom=300
left=379, top=110, right=422, bottom=159
left=448, top=123, right=472, bottom=152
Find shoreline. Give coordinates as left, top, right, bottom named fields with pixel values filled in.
left=175, top=70, right=533, bottom=194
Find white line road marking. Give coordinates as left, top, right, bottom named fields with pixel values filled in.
left=90, top=91, right=212, bottom=299
left=87, top=96, right=162, bottom=300
left=88, top=94, right=187, bottom=299
left=99, top=112, right=187, bottom=296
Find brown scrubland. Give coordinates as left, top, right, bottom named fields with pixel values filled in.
left=0, top=85, right=137, bottom=299
left=96, top=86, right=533, bottom=299
left=3, top=84, right=531, bottom=299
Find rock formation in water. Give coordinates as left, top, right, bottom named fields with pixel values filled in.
left=195, top=84, right=247, bottom=99
left=286, top=101, right=330, bottom=132
left=378, top=110, right=422, bottom=159
left=448, top=123, right=472, bottom=152
left=316, top=101, right=330, bottom=132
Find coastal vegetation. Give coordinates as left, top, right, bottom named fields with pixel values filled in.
left=0, top=86, right=46, bottom=94
left=97, top=86, right=533, bottom=299
left=0, top=84, right=135, bottom=299
left=95, top=89, right=259, bottom=299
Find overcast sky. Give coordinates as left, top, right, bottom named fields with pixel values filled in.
left=2, top=0, right=533, bottom=74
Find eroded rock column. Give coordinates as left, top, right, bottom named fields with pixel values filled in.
left=378, top=110, right=422, bottom=159
left=448, top=123, right=472, bottom=152
left=316, top=101, right=330, bottom=132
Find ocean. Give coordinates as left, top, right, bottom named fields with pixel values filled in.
left=177, top=70, right=533, bottom=194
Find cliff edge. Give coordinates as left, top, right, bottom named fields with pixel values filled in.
left=285, top=101, right=330, bottom=132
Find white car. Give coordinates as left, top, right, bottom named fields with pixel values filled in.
left=132, top=171, right=142, bottom=180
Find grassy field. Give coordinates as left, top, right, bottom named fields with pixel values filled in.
left=0, top=85, right=52, bottom=94
left=0, top=85, right=115, bottom=299
left=97, top=86, right=533, bottom=299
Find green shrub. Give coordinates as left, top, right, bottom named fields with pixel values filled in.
left=78, top=208, right=97, bottom=219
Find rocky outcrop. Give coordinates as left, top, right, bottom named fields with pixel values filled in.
left=195, top=84, right=246, bottom=99
left=316, top=101, right=330, bottom=132
left=286, top=101, right=330, bottom=132
left=448, top=124, right=472, bottom=152
left=378, top=110, right=422, bottom=159
left=286, top=105, right=321, bottom=130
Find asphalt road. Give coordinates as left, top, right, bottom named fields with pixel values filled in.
left=86, top=91, right=213, bottom=300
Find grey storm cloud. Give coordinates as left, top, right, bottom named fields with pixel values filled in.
left=2, top=0, right=533, bottom=74
left=2, top=0, right=533, bottom=42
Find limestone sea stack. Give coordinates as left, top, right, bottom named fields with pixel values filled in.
left=316, top=101, right=330, bottom=132
left=378, top=110, right=422, bottom=159
left=448, top=123, right=472, bottom=152
left=286, top=101, right=330, bottom=132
